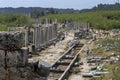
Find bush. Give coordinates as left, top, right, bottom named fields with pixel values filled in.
left=0, top=14, right=34, bottom=31
left=0, top=24, right=7, bottom=31
left=41, top=11, right=120, bottom=30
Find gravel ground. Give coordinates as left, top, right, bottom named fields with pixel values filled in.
left=30, top=32, right=74, bottom=64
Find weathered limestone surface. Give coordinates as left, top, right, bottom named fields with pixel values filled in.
left=0, top=32, right=29, bottom=80
left=0, top=50, right=5, bottom=67
left=32, top=24, right=57, bottom=50
left=0, top=32, right=23, bottom=50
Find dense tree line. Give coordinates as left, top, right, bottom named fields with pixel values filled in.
left=0, top=7, right=79, bottom=15
left=80, top=3, right=120, bottom=12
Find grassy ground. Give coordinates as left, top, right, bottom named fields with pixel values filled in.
left=90, top=38, right=120, bottom=80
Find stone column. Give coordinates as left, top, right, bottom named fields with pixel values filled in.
left=46, top=27, right=49, bottom=44
left=21, top=47, right=28, bottom=66
left=33, top=28, right=35, bottom=46
left=38, top=27, right=40, bottom=48
left=41, top=28, right=44, bottom=46
left=39, top=28, right=42, bottom=47
left=34, top=27, right=37, bottom=49
left=25, top=29, right=28, bottom=47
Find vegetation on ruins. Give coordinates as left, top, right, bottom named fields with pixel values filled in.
left=41, top=11, right=120, bottom=30
left=96, top=38, right=120, bottom=51
left=90, top=38, right=120, bottom=80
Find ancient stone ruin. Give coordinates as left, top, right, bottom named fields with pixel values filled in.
left=0, top=32, right=29, bottom=80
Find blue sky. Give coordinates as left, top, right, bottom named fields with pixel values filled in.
left=0, top=0, right=115, bottom=10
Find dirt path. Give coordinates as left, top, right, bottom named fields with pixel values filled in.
left=29, top=32, right=74, bottom=64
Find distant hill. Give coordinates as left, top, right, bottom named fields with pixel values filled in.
left=0, top=3, right=120, bottom=15
left=0, top=7, right=79, bottom=14
left=80, top=3, right=120, bottom=12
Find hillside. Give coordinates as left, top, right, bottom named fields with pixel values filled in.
left=0, top=3, right=120, bottom=14
left=80, top=3, right=120, bottom=12
left=0, top=7, right=79, bottom=14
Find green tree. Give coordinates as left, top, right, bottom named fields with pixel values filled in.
left=31, top=9, right=41, bottom=18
